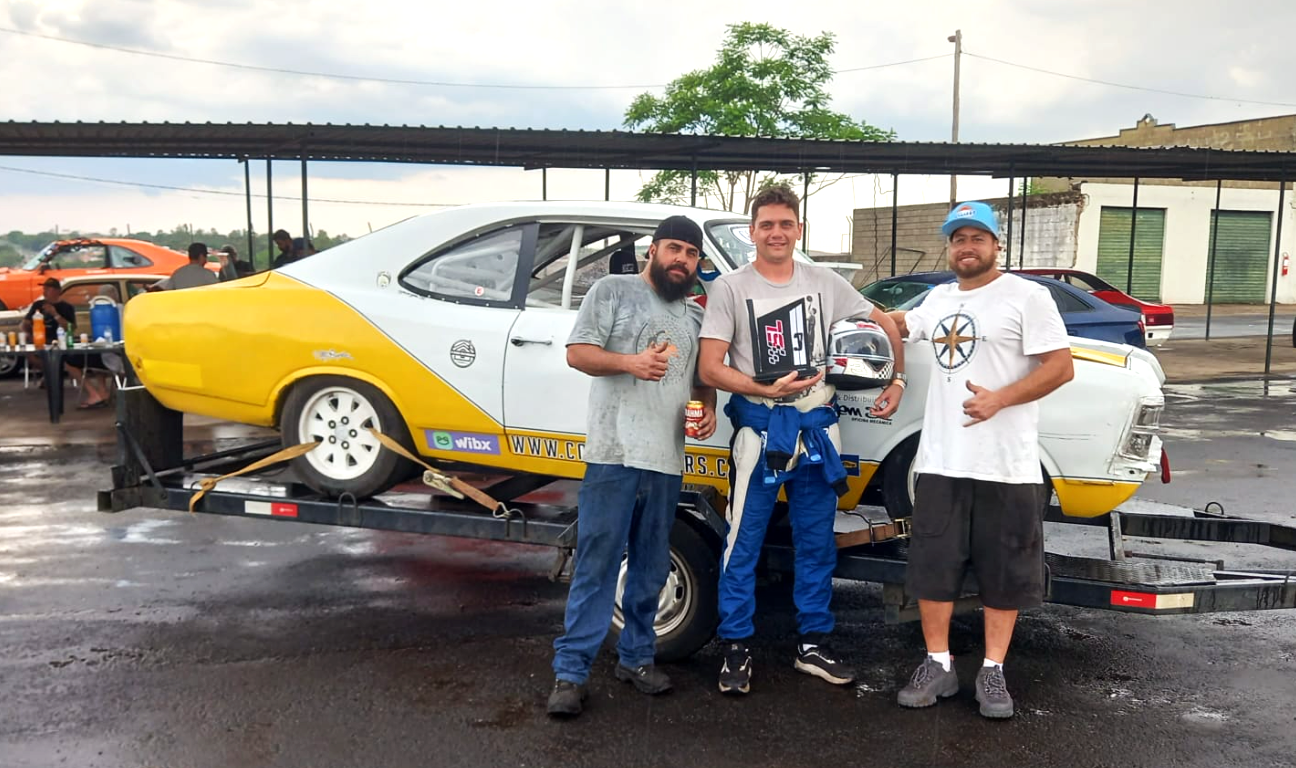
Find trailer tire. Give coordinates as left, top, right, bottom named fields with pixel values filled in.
left=0, top=353, right=20, bottom=379
left=881, top=435, right=920, bottom=519
left=280, top=376, right=415, bottom=499
left=610, top=519, right=719, bottom=663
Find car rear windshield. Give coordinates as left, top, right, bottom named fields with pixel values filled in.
left=706, top=220, right=811, bottom=269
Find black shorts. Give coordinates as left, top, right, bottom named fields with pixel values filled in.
left=904, top=474, right=1048, bottom=610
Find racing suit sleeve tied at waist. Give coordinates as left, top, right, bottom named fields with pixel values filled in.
left=724, top=391, right=849, bottom=498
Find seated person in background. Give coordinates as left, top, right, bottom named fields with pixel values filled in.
left=216, top=245, right=245, bottom=281
left=151, top=243, right=219, bottom=291
left=66, top=283, right=124, bottom=409
left=21, top=277, right=76, bottom=376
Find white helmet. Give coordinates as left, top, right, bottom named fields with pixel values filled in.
left=826, top=318, right=894, bottom=390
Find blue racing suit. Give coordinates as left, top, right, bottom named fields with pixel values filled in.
left=717, top=386, right=846, bottom=641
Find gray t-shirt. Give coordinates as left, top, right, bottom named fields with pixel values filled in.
left=567, top=275, right=704, bottom=476
left=157, top=263, right=219, bottom=291
left=700, top=261, right=874, bottom=380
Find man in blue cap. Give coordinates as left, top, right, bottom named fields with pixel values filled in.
left=887, top=201, right=1075, bottom=719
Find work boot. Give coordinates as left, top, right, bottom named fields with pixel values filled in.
left=975, top=665, right=1015, bottom=719
left=546, top=679, right=588, bottom=718
left=897, top=656, right=959, bottom=708
left=793, top=640, right=856, bottom=685
left=717, top=642, right=753, bottom=695
left=615, top=663, right=672, bottom=695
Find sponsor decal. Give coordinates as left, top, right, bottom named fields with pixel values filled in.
left=508, top=434, right=585, bottom=462
left=956, top=205, right=975, bottom=217
left=835, top=396, right=892, bottom=425
left=840, top=453, right=861, bottom=477
left=683, top=452, right=730, bottom=479
left=427, top=430, right=500, bottom=455
left=473, top=286, right=485, bottom=297
left=450, top=340, right=477, bottom=368
left=312, top=349, right=353, bottom=362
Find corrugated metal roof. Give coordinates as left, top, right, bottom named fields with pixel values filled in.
left=1, top=121, right=1294, bottom=181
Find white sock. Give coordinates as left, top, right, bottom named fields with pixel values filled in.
left=982, top=658, right=1003, bottom=669
left=927, top=651, right=951, bottom=671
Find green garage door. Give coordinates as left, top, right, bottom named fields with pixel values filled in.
left=1206, top=211, right=1271, bottom=304
left=1096, top=207, right=1166, bottom=302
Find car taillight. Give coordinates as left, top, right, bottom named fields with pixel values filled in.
left=1139, top=315, right=1146, bottom=336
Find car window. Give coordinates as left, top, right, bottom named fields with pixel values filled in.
left=51, top=244, right=108, bottom=268
left=126, top=281, right=153, bottom=299
left=861, top=280, right=936, bottom=310
left=402, top=225, right=528, bottom=305
left=526, top=224, right=658, bottom=310
left=706, top=220, right=810, bottom=269
left=108, top=246, right=153, bottom=269
left=60, top=282, right=122, bottom=309
left=1046, top=283, right=1092, bottom=313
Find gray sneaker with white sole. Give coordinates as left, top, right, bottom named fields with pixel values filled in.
left=897, top=657, right=959, bottom=708
left=974, top=665, right=1014, bottom=719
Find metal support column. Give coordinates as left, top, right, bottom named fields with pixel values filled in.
left=1265, top=178, right=1286, bottom=376
left=1019, top=177, right=1028, bottom=265
left=690, top=157, right=698, bottom=207
left=890, top=174, right=899, bottom=277
left=1005, top=169, right=1015, bottom=269
left=300, top=154, right=308, bottom=249
left=542, top=168, right=547, bottom=201
left=265, top=159, right=274, bottom=263
left=242, top=159, right=254, bottom=270
left=803, top=172, right=810, bottom=249
left=604, top=168, right=610, bottom=201
left=1205, top=180, right=1223, bottom=340
left=1126, top=178, right=1141, bottom=294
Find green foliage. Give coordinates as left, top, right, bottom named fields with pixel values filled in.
left=624, top=22, right=894, bottom=213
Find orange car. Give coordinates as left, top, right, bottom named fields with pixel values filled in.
left=0, top=238, right=204, bottom=310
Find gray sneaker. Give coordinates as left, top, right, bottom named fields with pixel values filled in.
left=897, top=657, right=959, bottom=708
left=975, top=666, right=1014, bottom=719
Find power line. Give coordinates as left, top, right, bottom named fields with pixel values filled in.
left=965, top=50, right=1296, bottom=109
left=0, top=26, right=946, bottom=90
left=0, top=164, right=456, bottom=207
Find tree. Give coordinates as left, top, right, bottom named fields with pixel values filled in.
left=624, top=22, right=894, bottom=214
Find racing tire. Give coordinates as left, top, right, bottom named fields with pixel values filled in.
left=0, top=353, right=20, bottom=379
left=881, top=435, right=920, bottom=520
left=610, top=519, right=719, bottom=663
left=280, top=375, right=416, bottom=499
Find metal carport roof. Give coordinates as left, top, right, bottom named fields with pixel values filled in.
left=2, top=121, right=1296, bottom=181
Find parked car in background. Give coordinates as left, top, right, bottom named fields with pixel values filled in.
left=863, top=271, right=1148, bottom=348
left=0, top=272, right=164, bottom=378
left=0, top=238, right=196, bottom=310
left=1014, top=268, right=1174, bottom=346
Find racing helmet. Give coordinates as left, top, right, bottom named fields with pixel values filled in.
left=826, top=318, right=894, bottom=390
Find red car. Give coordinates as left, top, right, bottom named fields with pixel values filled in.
left=0, top=238, right=200, bottom=310
left=1016, top=268, right=1174, bottom=346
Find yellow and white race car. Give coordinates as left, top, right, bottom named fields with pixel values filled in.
left=123, top=201, right=1164, bottom=518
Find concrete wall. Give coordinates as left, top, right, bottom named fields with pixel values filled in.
left=1076, top=182, right=1296, bottom=304
left=850, top=192, right=1084, bottom=284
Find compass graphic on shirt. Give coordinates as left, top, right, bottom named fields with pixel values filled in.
left=931, top=311, right=979, bottom=372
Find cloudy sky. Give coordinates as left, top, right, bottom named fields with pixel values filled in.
left=2, top=0, right=1294, bottom=253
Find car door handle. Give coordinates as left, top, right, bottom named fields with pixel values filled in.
left=510, top=336, right=553, bottom=346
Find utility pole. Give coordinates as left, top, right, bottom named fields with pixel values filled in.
left=948, top=29, right=962, bottom=206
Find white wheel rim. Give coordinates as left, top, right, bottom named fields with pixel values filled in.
left=611, top=549, right=694, bottom=639
left=906, top=451, right=918, bottom=507
left=295, top=386, right=384, bottom=481
left=0, top=355, right=17, bottom=375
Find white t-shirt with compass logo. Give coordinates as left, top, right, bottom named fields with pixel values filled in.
left=903, top=274, right=1069, bottom=484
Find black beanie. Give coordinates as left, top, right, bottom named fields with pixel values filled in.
left=652, top=215, right=704, bottom=252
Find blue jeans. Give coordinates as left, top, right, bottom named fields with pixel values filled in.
left=552, top=463, right=683, bottom=684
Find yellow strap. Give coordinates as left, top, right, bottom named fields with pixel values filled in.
left=186, top=430, right=503, bottom=516
left=188, top=441, right=319, bottom=512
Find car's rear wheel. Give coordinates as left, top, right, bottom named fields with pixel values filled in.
left=609, top=520, right=719, bottom=663
left=0, top=353, right=20, bottom=379
left=881, top=435, right=920, bottom=519
left=280, top=376, right=415, bottom=498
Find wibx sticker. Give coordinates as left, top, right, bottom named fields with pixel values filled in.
left=425, top=430, right=501, bottom=455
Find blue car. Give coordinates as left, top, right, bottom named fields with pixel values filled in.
left=861, top=271, right=1147, bottom=349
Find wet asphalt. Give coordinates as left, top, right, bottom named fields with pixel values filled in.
left=3, top=380, right=1296, bottom=768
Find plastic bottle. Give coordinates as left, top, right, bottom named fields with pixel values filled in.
left=56, top=327, right=67, bottom=349
left=32, top=314, right=46, bottom=347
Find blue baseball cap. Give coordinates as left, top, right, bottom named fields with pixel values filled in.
left=941, top=201, right=1000, bottom=239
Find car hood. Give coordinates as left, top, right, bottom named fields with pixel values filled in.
left=1070, top=336, right=1165, bottom=385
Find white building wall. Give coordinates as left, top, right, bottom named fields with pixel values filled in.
left=1076, top=183, right=1296, bottom=304
left=1014, top=201, right=1081, bottom=269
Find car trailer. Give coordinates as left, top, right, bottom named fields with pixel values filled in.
left=100, top=386, right=1296, bottom=661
